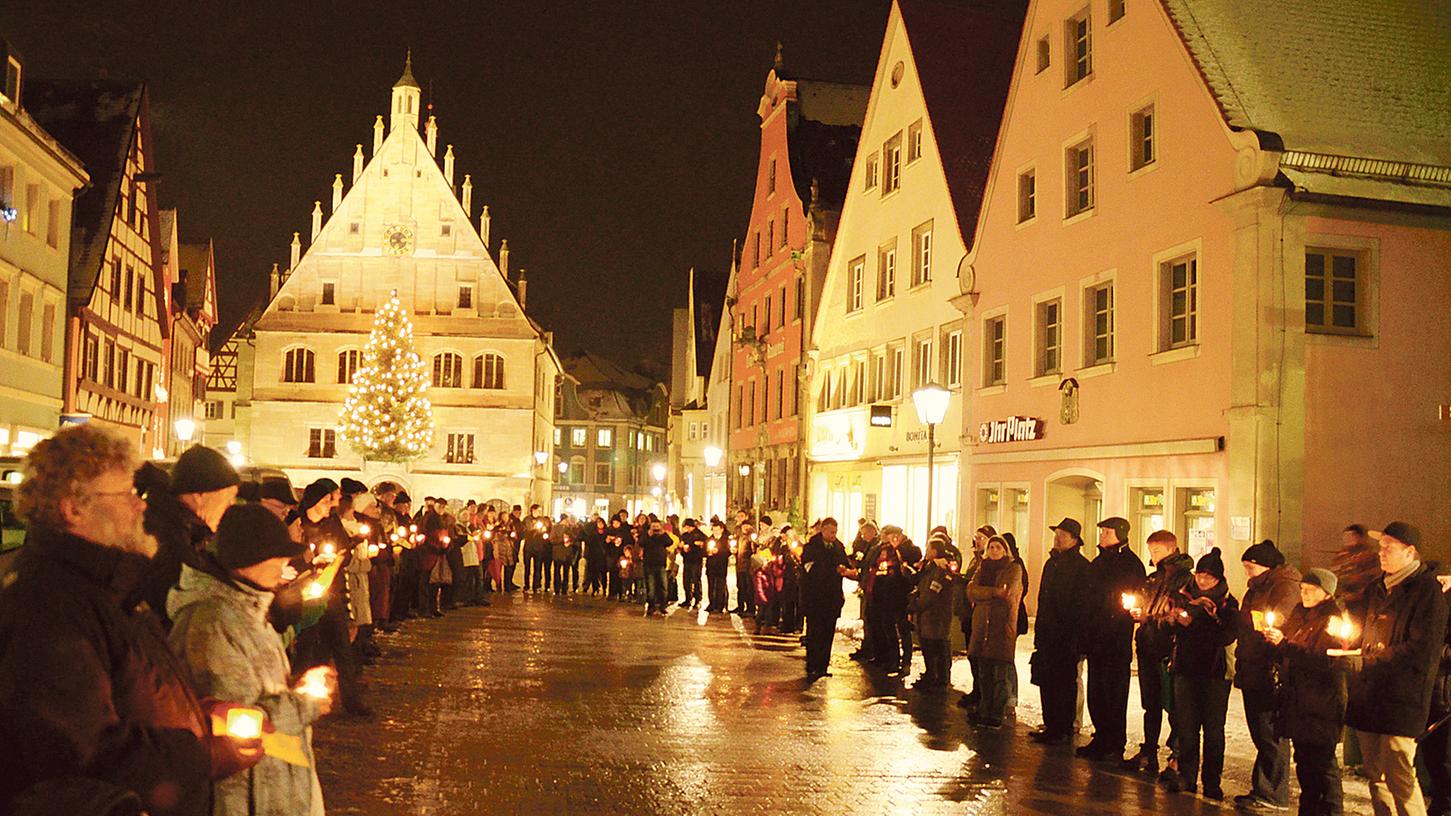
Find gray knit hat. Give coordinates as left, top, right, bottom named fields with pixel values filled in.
left=1301, top=567, right=1338, bottom=597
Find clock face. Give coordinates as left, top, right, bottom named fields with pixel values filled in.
left=384, top=225, right=415, bottom=256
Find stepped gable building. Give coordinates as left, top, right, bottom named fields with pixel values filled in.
left=230, top=55, right=561, bottom=503
left=552, top=351, right=668, bottom=519
left=727, top=44, right=867, bottom=520
left=0, top=40, right=88, bottom=456
left=30, top=77, right=170, bottom=455
left=954, top=0, right=1451, bottom=597
left=806, top=0, right=1025, bottom=541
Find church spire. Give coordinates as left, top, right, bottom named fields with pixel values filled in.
left=390, top=51, right=421, bottom=133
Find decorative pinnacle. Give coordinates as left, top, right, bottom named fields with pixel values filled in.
left=395, top=49, right=420, bottom=90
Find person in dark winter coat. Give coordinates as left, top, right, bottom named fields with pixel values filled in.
left=1345, top=523, right=1449, bottom=816
left=0, top=425, right=262, bottom=816
left=1031, top=518, right=1092, bottom=745
left=800, top=519, right=857, bottom=680
left=1078, top=517, right=1146, bottom=762
left=1167, top=547, right=1238, bottom=799
left=138, top=445, right=241, bottom=628
left=296, top=481, right=370, bottom=717
left=867, top=526, right=916, bottom=676
left=910, top=535, right=960, bottom=691
left=955, top=525, right=994, bottom=710
left=551, top=516, right=576, bottom=596
left=641, top=520, right=671, bottom=616
left=1124, top=530, right=1194, bottom=776
left=966, top=536, right=1023, bottom=727
left=678, top=519, right=707, bottom=609
left=1424, top=562, right=1451, bottom=816
left=1234, top=539, right=1303, bottom=811
left=1264, top=568, right=1347, bottom=816
left=704, top=520, right=732, bottom=612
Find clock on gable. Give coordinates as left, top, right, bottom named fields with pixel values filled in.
left=383, top=224, right=415, bottom=256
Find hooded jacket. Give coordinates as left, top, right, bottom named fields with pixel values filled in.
left=1236, top=563, right=1303, bottom=691
left=0, top=526, right=211, bottom=816
left=168, top=564, right=325, bottom=816
left=912, top=558, right=960, bottom=641
left=1136, top=551, right=1195, bottom=657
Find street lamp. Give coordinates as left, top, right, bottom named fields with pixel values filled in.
left=557, top=461, right=568, bottom=474
left=534, top=450, right=548, bottom=466
left=912, top=382, right=951, bottom=540
left=173, top=417, right=196, bottom=444
left=703, top=445, right=722, bottom=468
left=651, top=461, right=667, bottom=483
left=738, top=464, right=751, bottom=477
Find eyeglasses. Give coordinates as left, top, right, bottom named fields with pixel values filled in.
left=87, top=486, right=141, bottom=501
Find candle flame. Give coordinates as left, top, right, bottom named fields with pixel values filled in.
left=358, top=523, right=371, bottom=536
left=1121, top=593, right=1138, bottom=611
left=305, top=582, right=325, bottom=600
left=226, top=707, right=264, bottom=740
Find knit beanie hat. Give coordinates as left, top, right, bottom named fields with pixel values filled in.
left=170, top=444, right=240, bottom=495
left=212, top=503, right=306, bottom=570
left=1196, top=546, right=1225, bottom=580
left=339, top=477, right=368, bottom=497
left=300, top=479, right=337, bottom=512
left=1241, top=539, right=1285, bottom=569
left=1301, top=567, right=1338, bottom=596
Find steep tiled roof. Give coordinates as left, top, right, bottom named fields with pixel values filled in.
left=1161, top=0, right=1451, bottom=166
left=28, top=79, right=145, bottom=307
left=177, top=242, right=213, bottom=310
left=899, top=0, right=1028, bottom=251
left=563, top=351, right=657, bottom=393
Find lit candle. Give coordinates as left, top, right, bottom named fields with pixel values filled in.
left=442, top=534, right=451, bottom=545
left=1328, top=615, right=1356, bottom=643
left=484, top=530, right=492, bottom=540
left=619, top=558, right=628, bottom=569
left=320, top=542, right=336, bottom=559
left=296, top=667, right=331, bottom=700
left=358, top=523, right=371, bottom=536
left=225, top=707, right=265, bottom=740
left=1264, top=610, right=1279, bottom=630
left=708, top=542, right=718, bottom=555
left=409, top=524, right=418, bottom=533
left=368, top=544, right=380, bottom=558
left=544, top=532, right=550, bottom=540
left=1121, top=593, right=1139, bottom=612
left=304, top=581, right=325, bottom=600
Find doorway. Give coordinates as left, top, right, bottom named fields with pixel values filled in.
left=1046, top=471, right=1104, bottom=557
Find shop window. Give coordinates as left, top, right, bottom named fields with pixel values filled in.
left=976, top=487, right=1001, bottom=532
left=1005, top=487, right=1030, bottom=543
left=1177, top=487, right=1216, bottom=560
left=1131, top=487, right=1166, bottom=552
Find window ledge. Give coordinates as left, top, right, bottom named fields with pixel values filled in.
left=1076, top=361, right=1116, bottom=379
left=1127, top=161, right=1160, bottom=181
left=1060, top=73, right=1095, bottom=98
left=1028, top=373, right=1061, bottom=388
left=1062, top=208, right=1097, bottom=228
left=1014, top=215, right=1038, bottom=231
left=1306, top=331, right=1378, bottom=349
left=977, top=384, right=1007, bottom=396
left=1150, top=345, right=1199, bottom=366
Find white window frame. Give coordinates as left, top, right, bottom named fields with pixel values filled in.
left=943, top=328, right=963, bottom=388
left=847, top=256, right=865, bottom=313
left=1303, top=234, right=1379, bottom=344
left=876, top=240, right=897, bottom=302
left=1064, top=131, right=1096, bottom=219
left=1064, top=7, right=1093, bottom=88
left=1079, top=269, right=1117, bottom=371
left=980, top=307, right=1008, bottom=389
left=911, top=221, right=933, bottom=287
left=1152, top=239, right=1202, bottom=355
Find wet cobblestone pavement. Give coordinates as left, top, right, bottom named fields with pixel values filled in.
left=315, top=591, right=1372, bottom=815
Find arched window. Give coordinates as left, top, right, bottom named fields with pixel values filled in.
left=337, top=349, right=361, bottom=384
left=433, top=353, right=464, bottom=388
left=282, top=348, right=315, bottom=383
left=472, top=353, right=505, bottom=389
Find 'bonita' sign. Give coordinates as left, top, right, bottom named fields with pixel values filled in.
left=977, top=416, right=1044, bottom=444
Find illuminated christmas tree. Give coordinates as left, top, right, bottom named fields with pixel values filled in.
left=339, top=291, right=434, bottom=461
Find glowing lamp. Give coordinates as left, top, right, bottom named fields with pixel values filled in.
left=703, top=446, right=722, bottom=468
left=225, top=707, right=265, bottom=740
left=558, top=461, right=569, bottom=474
left=912, top=382, right=951, bottom=427
left=738, top=464, right=751, bottom=477
left=225, top=440, right=243, bottom=456
left=304, top=582, right=325, bottom=600
left=651, top=462, right=667, bottom=482
left=173, top=417, right=196, bottom=443
left=534, top=450, right=549, bottom=466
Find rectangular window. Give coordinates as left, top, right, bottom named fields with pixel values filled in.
left=794, top=276, right=804, bottom=320
left=123, top=265, right=135, bottom=311
left=774, top=369, right=785, bottom=419
left=890, top=346, right=904, bottom=399
left=308, top=428, right=337, bottom=459
left=735, top=386, right=744, bottom=429
left=1085, top=281, right=1115, bottom=365
left=913, top=337, right=933, bottom=390
left=1065, top=9, right=1093, bottom=87
left=1109, top=0, right=1126, bottom=23
left=46, top=199, right=60, bottom=248
left=133, top=269, right=144, bottom=315
left=1065, top=138, right=1095, bottom=217
left=1160, top=255, right=1198, bottom=349
left=320, top=282, right=335, bottom=305
left=865, top=154, right=879, bottom=190
left=446, top=432, right=476, bottom=464
left=40, top=303, right=55, bottom=362
left=776, top=286, right=786, bottom=329
left=457, top=285, right=473, bottom=309
left=1131, top=105, right=1155, bottom=171
left=568, top=458, right=584, bottom=484
left=571, top=427, right=587, bottom=447
left=109, top=259, right=121, bottom=302
left=1017, top=170, right=1036, bottom=222
left=768, top=157, right=777, bottom=195
left=348, top=222, right=360, bottom=235
left=115, top=349, right=129, bottom=393
left=847, top=256, right=865, bottom=313
left=984, top=316, right=1006, bottom=386
left=1036, top=35, right=1051, bottom=73
left=595, top=461, right=612, bottom=486
left=13, top=290, right=32, bottom=356
left=752, top=232, right=760, bottom=268
left=766, top=220, right=774, bottom=256
left=882, top=132, right=903, bottom=195
left=907, top=119, right=923, bottom=162
left=1035, top=299, right=1062, bottom=376
left=103, top=340, right=115, bottom=389
left=205, top=400, right=223, bottom=420
left=876, top=242, right=897, bottom=301
left=911, top=221, right=933, bottom=287
left=944, top=330, right=962, bottom=388
left=337, top=349, right=360, bottom=383
left=597, top=427, right=613, bottom=447
left=748, top=380, right=756, bottom=425
left=0, top=166, right=11, bottom=207
left=1305, top=250, right=1365, bottom=334
left=553, top=427, right=562, bottom=446
left=870, top=351, right=886, bottom=402
left=440, top=223, right=452, bottom=237
left=780, top=206, right=789, bottom=248
left=82, top=332, right=98, bottom=380
left=763, top=294, right=773, bottom=336
left=23, top=184, right=38, bottom=234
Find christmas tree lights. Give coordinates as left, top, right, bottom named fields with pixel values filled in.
left=338, top=291, right=434, bottom=461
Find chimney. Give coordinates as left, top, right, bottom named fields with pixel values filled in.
left=332, top=174, right=344, bottom=212
left=499, top=238, right=509, bottom=279
left=461, top=174, right=473, bottom=215
left=290, top=232, right=301, bottom=268
left=311, top=201, right=322, bottom=240
left=372, top=115, right=384, bottom=155
left=352, top=144, right=364, bottom=182
left=517, top=268, right=528, bottom=310
left=443, top=144, right=455, bottom=186
left=480, top=205, right=491, bottom=248
left=425, top=115, right=438, bottom=155
left=269, top=263, right=281, bottom=298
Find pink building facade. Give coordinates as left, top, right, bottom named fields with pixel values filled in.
left=954, top=0, right=1451, bottom=604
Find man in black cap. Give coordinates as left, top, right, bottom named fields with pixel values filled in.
left=1030, top=517, right=1092, bottom=745
left=139, top=444, right=241, bottom=628
left=1077, top=516, right=1146, bottom=762
left=1346, top=522, right=1448, bottom=815
left=1233, top=538, right=1301, bottom=811
left=256, top=478, right=298, bottom=522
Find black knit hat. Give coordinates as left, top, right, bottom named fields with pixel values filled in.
left=1196, top=546, right=1225, bottom=580
left=257, top=478, right=297, bottom=506
left=1241, top=539, right=1285, bottom=569
left=212, top=503, right=306, bottom=570
left=170, top=444, right=240, bottom=495
left=339, top=477, right=368, bottom=497
left=300, top=479, right=337, bottom=512
left=394, top=491, right=413, bottom=507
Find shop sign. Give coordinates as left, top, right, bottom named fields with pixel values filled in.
left=977, top=416, right=1043, bottom=444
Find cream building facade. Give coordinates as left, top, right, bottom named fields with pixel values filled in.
left=231, top=58, right=560, bottom=502
left=806, top=0, right=1023, bottom=541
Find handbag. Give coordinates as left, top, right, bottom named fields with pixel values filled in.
left=429, top=557, right=453, bottom=586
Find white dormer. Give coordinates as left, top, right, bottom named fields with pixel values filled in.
left=390, top=52, right=421, bottom=133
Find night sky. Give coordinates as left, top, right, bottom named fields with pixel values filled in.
left=4, top=1, right=890, bottom=371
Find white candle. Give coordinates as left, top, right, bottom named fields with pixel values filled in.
left=225, top=707, right=264, bottom=740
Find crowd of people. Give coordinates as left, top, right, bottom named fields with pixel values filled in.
left=0, top=425, right=1445, bottom=816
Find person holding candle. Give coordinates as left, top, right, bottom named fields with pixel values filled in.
left=297, top=480, right=371, bottom=717
left=910, top=532, right=961, bottom=692
left=1263, top=567, right=1347, bottom=816
left=1346, top=522, right=1449, bottom=816
left=705, top=519, right=731, bottom=613
left=1123, top=530, right=1195, bottom=779
left=1234, top=538, right=1303, bottom=812
left=677, top=518, right=706, bottom=609
left=139, top=444, right=242, bottom=630
left=169, top=502, right=331, bottom=815
left=1166, top=546, right=1239, bottom=799
left=339, top=491, right=378, bottom=662
left=1078, top=517, right=1146, bottom=763
left=869, top=526, right=916, bottom=677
